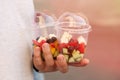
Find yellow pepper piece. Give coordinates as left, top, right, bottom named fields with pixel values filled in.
left=50, top=47, right=56, bottom=55
left=54, top=41, right=58, bottom=48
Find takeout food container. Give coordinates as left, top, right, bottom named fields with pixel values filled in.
left=55, top=12, right=92, bottom=63
left=33, top=12, right=92, bottom=63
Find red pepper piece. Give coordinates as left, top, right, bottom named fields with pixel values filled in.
left=58, top=43, right=68, bottom=53
left=69, top=39, right=78, bottom=46
left=78, top=43, right=85, bottom=53
left=39, top=40, right=46, bottom=47
left=50, top=43, right=55, bottom=47
left=32, top=40, right=40, bottom=47
left=61, top=43, right=68, bottom=48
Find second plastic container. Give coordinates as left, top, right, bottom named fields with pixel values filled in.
left=55, top=12, right=92, bottom=63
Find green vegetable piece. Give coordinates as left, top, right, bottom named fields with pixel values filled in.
left=69, top=57, right=75, bottom=63
left=63, top=48, right=68, bottom=54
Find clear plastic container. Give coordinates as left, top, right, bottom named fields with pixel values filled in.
left=35, top=12, right=56, bottom=37
left=33, top=12, right=58, bottom=60
left=55, top=12, right=92, bottom=63
left=33, top=12, right=92, bottom=63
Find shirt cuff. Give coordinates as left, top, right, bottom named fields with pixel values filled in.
left=33, top=63, right=39, bottom=72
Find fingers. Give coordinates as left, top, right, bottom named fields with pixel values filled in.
left=42, top=43, right=54, bottom=69
left=69, top=58, right=89, bottom=67
left=33, top=43, right=89, bottom=73
left=33, top=44, right=56, bottom=72
left=33, top=47, right=45, bottom=71
left=56, top=54, right=68, bottom=73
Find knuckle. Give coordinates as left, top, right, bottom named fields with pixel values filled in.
left=37, top=62, right=43, bottom=67
left=47, top=61, right=54, bottom=67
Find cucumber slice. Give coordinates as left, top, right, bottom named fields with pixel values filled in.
left=63, top=48, right=68, bottom=54
left=69, top=57, right=75, bottom=63
left=72, top=50, right=81, bottom=59
left=64, top=55, right=69, bottom=62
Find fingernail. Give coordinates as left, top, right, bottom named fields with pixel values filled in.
left=42, top=43, right=50, bottom=54
left=84, top=59, right=90, bottom=64
left=81, top=58, right=89, bottom=66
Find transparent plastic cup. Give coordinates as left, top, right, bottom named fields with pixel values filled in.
left=33, top=12, right=59, bottom=60
left=33, top=24, right=59, bottom=60
left=38, top=23, right=56, bottom=37
left=33, top=12, right=92, bottom=63
left=55, top=19, right=92, bottom=63
left=56, top=22, right=91, bottom=44
left=34, top=12, right=56, bottom=37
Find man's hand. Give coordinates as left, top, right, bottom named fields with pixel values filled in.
left=33, top=43, right=68, bottom=73
left=33, top=43, right=89, bottom=73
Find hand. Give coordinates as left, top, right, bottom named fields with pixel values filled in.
left=33, top=43, right=89, bottom=73
left=33, top=43, right=68, bottom=73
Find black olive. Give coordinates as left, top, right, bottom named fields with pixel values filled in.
left=51, top=37, right=57, bottom=42
left=68, top=46, right=74, bottom=53
left=46, top=39, right=53, bottom=43
left=36, top=37, right=40, bottom=41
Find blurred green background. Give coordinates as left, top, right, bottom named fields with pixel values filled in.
left=33, top=0, right=120, bottom=80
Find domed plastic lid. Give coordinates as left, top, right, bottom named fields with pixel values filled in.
left=57, top=12, right=89, bottom=26
left=56, top=12, right=92, bottom=33
left=35, top=12, right=56, bottom=28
